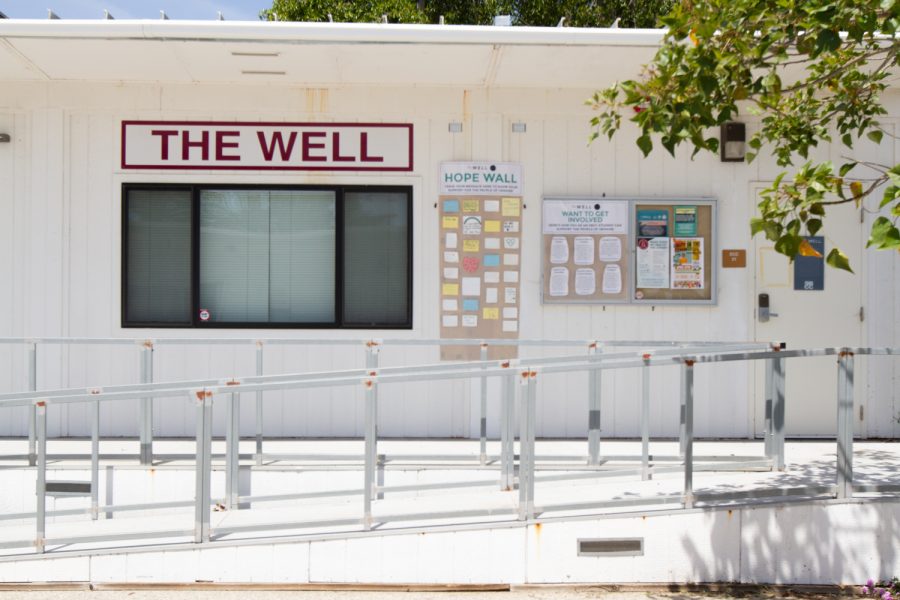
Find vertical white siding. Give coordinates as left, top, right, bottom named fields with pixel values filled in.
left=0, top=82, right=896, bottom=439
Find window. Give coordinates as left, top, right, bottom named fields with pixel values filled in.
left=122, top=185, right=412, bottom=328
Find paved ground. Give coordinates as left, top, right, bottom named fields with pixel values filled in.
left=0, top=591, right=859, bottom=600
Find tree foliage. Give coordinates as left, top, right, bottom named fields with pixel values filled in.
left=589, top=0, right=899, bottom=271
left=261, top=0, right=673, bottom=28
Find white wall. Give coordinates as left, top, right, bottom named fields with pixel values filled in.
left=0, top=82, right=897, bottom=439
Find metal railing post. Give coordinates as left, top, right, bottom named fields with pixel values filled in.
left=773, top=352, right=786, bottom=471
left=35, top=400, right=47, bottom=554
left=194, top=390, right=212, bottom=543
left=91, top=397, right=100, bottom=520
left=363, top=371, right=378, bottom=530
left=764, top=356, right=774, bottom=459
left=139, top=341, right=154, bottom=465
left=518, top=369, right=536, bottom=520
left=587, top=341, right=601, bottom=465
left=836, top=350, right=855, bottom=499
left=479, top=342, right=488, bottom=465
left=255, top=341, right=264, bottom=466
left=27, top=342, right=37, bottom=466
left=641, top=353, right=651, bottom=481
left=682, top=360, right=695, bottom=509
left=500, top=362, right=514, bottom=490
left=679, top=363, right=687, bottom=457
left=225, top=391, right=240, bottom=510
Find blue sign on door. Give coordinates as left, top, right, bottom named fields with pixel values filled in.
left=793, top=236, right=825, bottom=291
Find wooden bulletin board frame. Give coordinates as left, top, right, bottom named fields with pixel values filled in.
left=540, top=196, right=717, bottom=306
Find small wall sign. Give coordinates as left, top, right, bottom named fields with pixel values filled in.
left=722, top=249, right=746, bottom=268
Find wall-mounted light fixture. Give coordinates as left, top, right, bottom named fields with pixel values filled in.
left=448, top=121, right=463, bottom=133
left=0, top=134, right=11, bottom=143
left=720, top=121, right=746, bottom=162
left=511, top=122, right=527, bottom=133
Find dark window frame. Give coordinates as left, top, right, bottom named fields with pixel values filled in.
left=121, top=183, right=413, bottom=330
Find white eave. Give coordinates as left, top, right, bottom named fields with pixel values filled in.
left=0, top=19, right=664, bottom=87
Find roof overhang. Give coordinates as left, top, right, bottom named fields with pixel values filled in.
left=0, top=20, right=663, bottom=87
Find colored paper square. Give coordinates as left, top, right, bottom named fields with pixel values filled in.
left=463, top=239, right=480, bottom=252
left=485, top=220, right=501, bottom=233
left=502, top=197, right=520, bottom=216
left=443, top=199, right=460, bottom=213
left=483, top=307, right=499, bottom=320
left=463, top=299, right=479, bottom=311
left=462, top=199, right=480, bottom=212
left=442, top=216, right=459, bottom=229
left=483, top=254, right=501, bottom=267
left=442, top=283, right=459, bottom=296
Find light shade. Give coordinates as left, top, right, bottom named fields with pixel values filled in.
left=720, top=122, right=746, bottom=162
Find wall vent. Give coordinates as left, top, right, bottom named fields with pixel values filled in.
left=577, top=538, right=643, bottom=557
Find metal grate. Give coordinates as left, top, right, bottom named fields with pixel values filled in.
left=577, top=538, right=643, bottom=557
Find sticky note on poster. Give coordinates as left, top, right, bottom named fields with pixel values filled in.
left=443, top=199, right=460, bottom=213
left=502, top=320, right=518, bottom=332
left=463, top=239, right=480, bottom=252
left=483, top=307, right=499, bottom=320
left=485, top=220, right=501, bottom=233
left=444, top=251, right=458, bottom=263
left=484, top=271, right=500, bottom=283
left=462, top=277, right=481, bottom=296
left=462, top=216, right=482, bottom=235
left=484, top=200, right=500, bottom=212
left=445, top=232, right=458, bottom=249
left=442, top=315, right=458, bottom=328
left=483, top=254, right=501, bottom=267
left=442, top=298, right=458, bottom=311
left=462, top=315, right=478, bottom=327
left=502, top=197, right=520, bottom=217
left=443, top=267, right=459, bottom=280
left=442, top=283, right=459, bottom=296
left=485, top=288, right=498, bottom=303
left=443, top=216, right=459, bottom=229
left=462, top=299, right=479, bottom=311
left=463, top=199, right=480, bottom=212
left=484, top=238, right=501, bottom=250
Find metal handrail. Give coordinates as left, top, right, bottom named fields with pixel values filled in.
left=1, top=341, right=897, bottom=556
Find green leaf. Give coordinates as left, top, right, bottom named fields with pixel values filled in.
left=807, top=218, right=823, bottom=236
left=826, top=248, right=854, bottom=273
left=809, top=202, right=826, bottom=216
left=815, top=29, right=841, bottom=54
left=839, top=162, right=857, bottom=177
left=867, top=130, right=884, bottom=144
left=750, top=218, right=766, bottom=236
left=636, top=134, right=653, bottom=157
left=867, top=216, right=900, bottom=249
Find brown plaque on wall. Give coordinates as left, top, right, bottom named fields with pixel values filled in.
left=722, top=249, right=746, bottom=268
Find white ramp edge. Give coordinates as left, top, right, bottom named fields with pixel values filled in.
left=0, top=498, right=898, bottom=585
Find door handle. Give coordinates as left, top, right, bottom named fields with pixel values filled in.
left=758, top=293, right=778, bottom=322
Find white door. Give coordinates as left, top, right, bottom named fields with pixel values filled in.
left=752, top=184, right=864, bottom=437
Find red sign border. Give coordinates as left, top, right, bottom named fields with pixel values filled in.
left=121, top=120, right=414, bottom=172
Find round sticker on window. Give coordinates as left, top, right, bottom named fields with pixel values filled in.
left=199, top=309, right=211, bottom=322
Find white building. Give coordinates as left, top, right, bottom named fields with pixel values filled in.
left=0, top=18, right=897, bottom=441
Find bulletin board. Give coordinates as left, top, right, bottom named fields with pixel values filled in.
left=541, top=197, right=717, bottom=306
left=541, top=198, right=630, bottom=304
left=438, top=163, right=523, bottom=361
left=633, top=201, right=716, bottom=303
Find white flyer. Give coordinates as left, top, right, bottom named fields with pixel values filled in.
left=444, top=251, right=458, bottom=263
left=503, top=271, right=519, bottom=283
left=575, top=268, right=596, bottom=296
left=637, top=237, right=670, bottom=288
left=573, top=236, right=595, bottom=265
left=442, top=315, right=458, bottom=327
left=484, top=238, right=501, bottom=250
left=485, top=288, right=498, bottom=304
left=549, top=267, right=569, bottom=297
left=484, top=271, right=500, bottom=283
left=503, top=307, right=518, bottom=319
left=550, top=236, right=569, bottom=264
left=602, top=264, right=622, bottom=294
left=443, top=267, right=458, bottom=280
left=503, top=254, right=519, bottom=266
left=598, top=236, right=622, bottom=262
left=502, top=320, right=518, bottom=332
left=445, top=232, right=458, bottom=249
left=504, top=287, right=517, bottom=304
left=462, top=314, right=478, bottom=327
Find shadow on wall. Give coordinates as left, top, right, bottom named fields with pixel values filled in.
left=681, top=447, right=900, bottom=584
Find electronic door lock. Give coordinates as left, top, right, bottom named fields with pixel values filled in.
left=758, top=293, right=779, bottom=322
